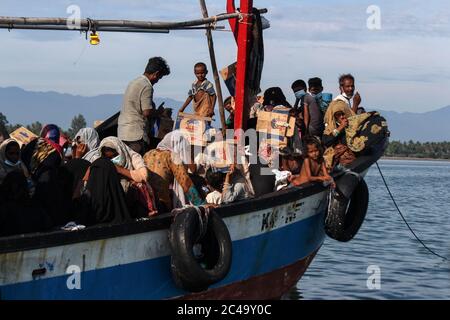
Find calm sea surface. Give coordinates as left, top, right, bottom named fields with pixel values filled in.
left=288, top=159, right=450, bottom=300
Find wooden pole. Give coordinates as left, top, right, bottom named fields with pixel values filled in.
left=199, top=0, right=227, bottom=137
left=0, top=13, right=241, bottom=30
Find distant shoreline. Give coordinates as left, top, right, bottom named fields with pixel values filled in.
left=381, top=156, right=450, bottom=162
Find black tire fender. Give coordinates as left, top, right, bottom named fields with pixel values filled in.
left=169, top=207, right=232, bottom=292
left=325, top=178, right=369, bottom=242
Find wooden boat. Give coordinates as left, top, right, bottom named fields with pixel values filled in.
left=0, top=1, right=388, bottom=300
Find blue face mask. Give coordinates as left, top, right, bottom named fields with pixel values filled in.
left=4, top=159, right=21, bottom=167
left=294, top=89, right=306, bottom=99
left=111, top=155, right=122, bottom=165
left=312, top=92, right=323, bottom=100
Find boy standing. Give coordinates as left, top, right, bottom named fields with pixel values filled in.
left=179, top=62, right=217, bottom=118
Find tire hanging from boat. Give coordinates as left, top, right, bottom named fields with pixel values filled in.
left=325, top=172, right=369, bottom=242
left=168, top=207, right=232, bottom=292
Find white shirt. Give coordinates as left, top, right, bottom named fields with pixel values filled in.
left=206, top=190, right=222, bottom=205
left=334, top=94, right=352, bottom=109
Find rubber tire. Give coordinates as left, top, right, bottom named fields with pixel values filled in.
left=325, top=179, right=369, bottom=242
left=169, top=209, right=232, bottom=292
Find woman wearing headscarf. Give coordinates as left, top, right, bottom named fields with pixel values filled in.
left=143, top=130, right=204, bottom=212
left=72, top=127, right=100, bottom=159
left=0, top=139, right=30, bottom=185
left=322, top=100, right=356, bottom=170
left=262, top=87, right=291, bottom=111
left=0, top=171, right=51, bottom=237
left=40, top=124, right=65, bottom=155
left=21, top=136, right=67, bottom=227
left=81, top=136, right=156, bottom=224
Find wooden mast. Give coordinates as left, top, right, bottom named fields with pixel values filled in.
left=199, top=0, right=227, bottom=137
left=229, top=0, right=253, bottom=139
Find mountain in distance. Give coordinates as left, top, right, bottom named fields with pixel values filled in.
left=0, top=86, right=449, bottom=142
left=373, top=106, right=450, bottom=142
left=0, top=86, right=183, bottom=130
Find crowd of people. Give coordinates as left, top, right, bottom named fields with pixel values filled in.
left=0, top=56, right=383, bottom=237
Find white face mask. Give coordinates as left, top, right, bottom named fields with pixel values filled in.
left=111, top=155, right=122, bottom=166
left=342, top=92, right=354, bottom=99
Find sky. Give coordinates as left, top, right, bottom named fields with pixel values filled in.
left=1, top=0, right=450, bottom=113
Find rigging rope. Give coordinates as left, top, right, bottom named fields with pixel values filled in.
left=376, top=161, right=448, bottom=261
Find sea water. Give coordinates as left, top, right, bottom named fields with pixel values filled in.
left=290, top=159, right=450, bottom=300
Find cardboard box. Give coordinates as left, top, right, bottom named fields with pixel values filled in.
left=9, top=126, right=38, bottom=147
left=174, top=112, right=212, bottom=146
left=256, top=107, right=295, bottom=147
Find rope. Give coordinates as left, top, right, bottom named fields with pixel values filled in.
left=376, top=161, right=448, bottom=261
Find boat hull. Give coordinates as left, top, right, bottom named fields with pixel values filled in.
left=0, top=190, right=327, bottom=300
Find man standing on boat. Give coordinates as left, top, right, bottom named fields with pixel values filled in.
left=334, top=73, right=361, bottom=114
left=118, top=57, right=171, bottom=155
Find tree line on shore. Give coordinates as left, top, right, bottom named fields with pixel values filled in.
left=385, top=140, right=450, bottom=159
left=0, top=112, right=86, bottom=139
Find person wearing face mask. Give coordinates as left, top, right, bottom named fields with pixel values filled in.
left=291, top=80, right=308, bottom=135
left=0, top=139, right=30, bottom=185
left=334, top=74, right=361, bottom=114
left=303, top=78, right=325, bottom=138
left=78, top=137, right=157, bottom=225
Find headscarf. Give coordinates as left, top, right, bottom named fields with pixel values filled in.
left=87, top=137, right=147, bottom=191
left=40, top=124, right=64, bottom=155
left=40, top=124, right=60, bottom=145
left=157, top=130, right=192, bottom=165
left=21, top=137, right=61, bottom=179
left=0, top=139, right=30, bottom=184
left=323, top=100, right=355, bottom=136
left=74, top=128, right=100, bottom=152
left=156, top=130, right=193, bottom=207
left=263, top=87, right=291, bottom=109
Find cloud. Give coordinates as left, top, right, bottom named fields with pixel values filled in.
left=2, top=0, right=450, bottom=114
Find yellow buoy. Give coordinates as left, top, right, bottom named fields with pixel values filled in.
left=89, top=32, right=100, bottom=45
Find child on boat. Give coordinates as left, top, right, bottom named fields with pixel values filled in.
left=205, top=168, right=225, bottom=205
left=179, top=62, right=216, bottom=118
left=289, top=137, right=334, bottom=187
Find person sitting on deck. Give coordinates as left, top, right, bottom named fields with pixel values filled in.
left=143, top=130, right=205, bottom=212
left=334, top=73, right=362, bottom=114
left=322, top=100, right=357, bottom=171
left=0, top=139, right=30, bottom=186
left=221, top=163, right=255, bottom=204
left=205, top=168, right=226, bottom=205
left=289, top=137, right=334, bottom=187
left=179, top=62, right=216, bottom=118
left=80, top=137, right=157, bottom=223
left=72, top=128, right=100, bottom=160
left=21, top=135, right=69, bottom=227
left=118, top=57, right=171, bottom=155
left=0, top=171, right=51, bottom=237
